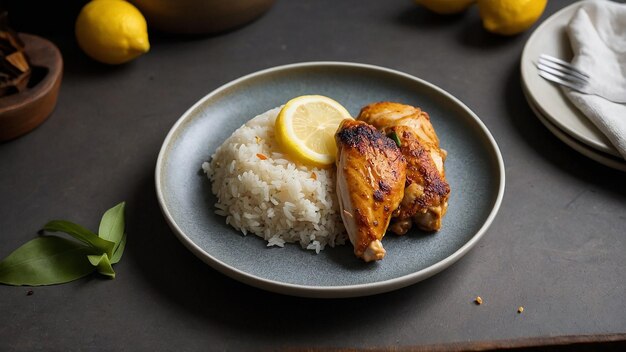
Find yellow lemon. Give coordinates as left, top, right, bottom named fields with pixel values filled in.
left=76, top=0, right=150, bottom=64
left=275, top=95, right=352, bottom=168
left=415, top=0, right=476, bottom=14
left=478, top=0, right=547, bottom=35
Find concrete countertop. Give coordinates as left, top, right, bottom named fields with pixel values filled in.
left=1, top=0, right=625, bottom=350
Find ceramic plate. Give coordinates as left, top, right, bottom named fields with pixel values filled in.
left=520, top=0, right=620, bottom=157
left=155, top=62, right=505, bottom=298
left=522, top=86, right=626, bottom=172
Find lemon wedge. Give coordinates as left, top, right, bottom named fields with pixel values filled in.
left=275, top=95, right=352, bottom=167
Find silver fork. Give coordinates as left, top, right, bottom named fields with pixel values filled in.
left=536, top=54, right=626, bottom=104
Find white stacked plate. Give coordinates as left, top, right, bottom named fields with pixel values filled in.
left=521, top=1, right=626, bottom=172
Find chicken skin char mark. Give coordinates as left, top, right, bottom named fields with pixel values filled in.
left=335, top=119, right=406, bottom=262
left=357, top=102, right=450, bottom=234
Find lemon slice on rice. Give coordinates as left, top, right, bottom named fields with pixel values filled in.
left=275, top=95, right=352, bottom=167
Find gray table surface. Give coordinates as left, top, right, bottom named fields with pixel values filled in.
left=1, top=0, right=625, bottom=350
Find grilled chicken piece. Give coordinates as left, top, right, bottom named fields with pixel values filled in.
left=358, top=102, right=450, bottom=234
left=335, top=119, right=406, bottom=262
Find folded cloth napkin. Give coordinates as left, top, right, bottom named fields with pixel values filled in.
left=566, top=0, right=626, bottom=160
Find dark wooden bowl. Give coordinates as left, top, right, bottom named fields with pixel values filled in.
left=0, top=34, right=63, bottom=141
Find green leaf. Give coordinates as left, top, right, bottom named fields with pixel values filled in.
left=0, top=236, right=96, bottom=286
left=98, top=202, right=125, bottom=246
left=388, top=131, right=401, bottom=148
left=43, top=220, right=115, bottom=257
left=87, top=253, right=115, bottom=279
left=110, top=233, right=126, bottom=264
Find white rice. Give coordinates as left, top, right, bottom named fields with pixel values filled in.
left=202, top=107, right=346, bottom=253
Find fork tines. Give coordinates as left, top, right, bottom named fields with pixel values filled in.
left=537, top=54, right=590, bottom=91
left=539, top=54, right=589, bottom=78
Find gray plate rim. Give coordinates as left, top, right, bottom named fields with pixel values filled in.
left=522, top=84, right=626, bottom=172
left=155, top=61, right=506, bottom=298
left=520, top=0, right=620, bottom=157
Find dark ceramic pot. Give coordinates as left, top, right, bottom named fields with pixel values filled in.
left=130, top=0, right=275, bottom=34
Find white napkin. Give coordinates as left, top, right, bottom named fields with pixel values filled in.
left=565, top=0, right=626, bottom=160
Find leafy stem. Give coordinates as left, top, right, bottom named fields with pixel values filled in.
left=0, top=202, right=128, bottom=286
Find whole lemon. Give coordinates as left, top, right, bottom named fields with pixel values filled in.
left=415, top=0, right=476, bottom=15
left=76, top=0, right=150, bottom=64
left=477, top=0, right=547, bottom=35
